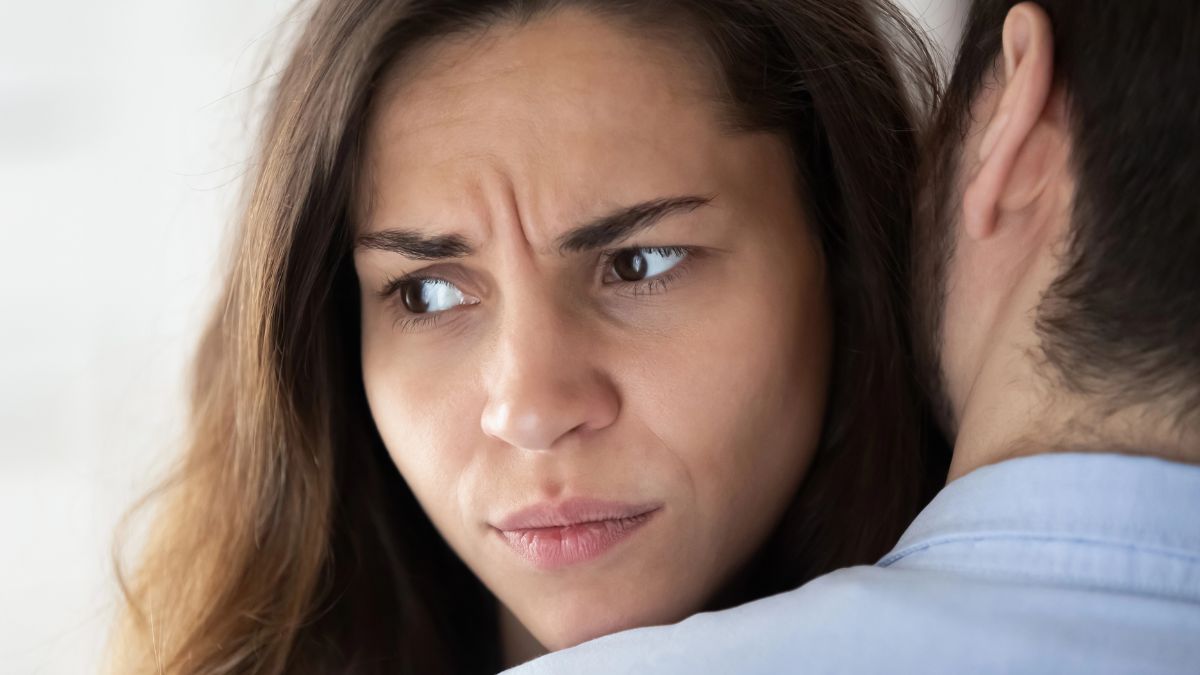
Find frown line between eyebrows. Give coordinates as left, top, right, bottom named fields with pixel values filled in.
left=353, top=194, right=714, bottom=262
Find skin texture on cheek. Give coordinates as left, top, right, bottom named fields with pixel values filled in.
left=657, top=230, right=829, bottom=594
left=355, top=9, right=831, bottom=652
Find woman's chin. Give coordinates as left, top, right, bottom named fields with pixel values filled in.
left=522, top=597, right=689, bottom=653
left=535, top=619, right=637, bottom=652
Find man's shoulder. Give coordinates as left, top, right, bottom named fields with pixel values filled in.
left=508, top=563, right=1200, bottom=674
left=506, top=565, right=937, bottom=673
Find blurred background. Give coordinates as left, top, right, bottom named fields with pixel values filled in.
left=0, top=1, right=963, bottom=672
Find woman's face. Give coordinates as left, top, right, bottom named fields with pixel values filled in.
left=354, top=9, right=831, bottom=650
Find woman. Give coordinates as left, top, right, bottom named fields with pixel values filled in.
left=109, top=0, right=945, bottom=672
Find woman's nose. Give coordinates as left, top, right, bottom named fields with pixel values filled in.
left=479, top=306, right=620, bottom=452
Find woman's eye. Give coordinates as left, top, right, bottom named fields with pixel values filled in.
left=607, top=247, right=689, bottom=283
left=399, top=278, right=476, bottom=314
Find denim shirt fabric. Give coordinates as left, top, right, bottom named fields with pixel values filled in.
left=507, top=453, right=1200, bottom=674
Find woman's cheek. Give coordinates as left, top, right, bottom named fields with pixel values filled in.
left=364, top=350, right=473, bottom=500
left=647, top=261, right=823, bottom=534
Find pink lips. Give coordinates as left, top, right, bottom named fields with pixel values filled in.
left=493, top=498, right=662, bottom=570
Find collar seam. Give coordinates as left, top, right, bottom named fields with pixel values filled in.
left=880, top=531, right=1200, bottom=568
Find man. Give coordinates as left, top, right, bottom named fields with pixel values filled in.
left=509, top=1, right=1200, bottom=672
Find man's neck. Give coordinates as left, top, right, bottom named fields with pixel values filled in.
left=949, top=342, right=1200, bottom=481
left=944, top=226, right=1199, bottom=481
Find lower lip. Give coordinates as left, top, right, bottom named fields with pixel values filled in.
left=497, top=510, right=659, bottom=570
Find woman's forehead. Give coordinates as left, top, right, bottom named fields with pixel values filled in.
left=356, top=10, right=776, bottom=243
left=371, top=7, right=717, bottom=122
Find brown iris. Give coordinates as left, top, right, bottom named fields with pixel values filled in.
left=612, top=250, right=649, bottom=281
left=402, top=282, right=431, bottom=313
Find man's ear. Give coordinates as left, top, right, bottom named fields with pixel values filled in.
left=962, top=2, right=1055, bottom=241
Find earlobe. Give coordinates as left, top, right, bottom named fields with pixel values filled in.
left=962, top=2, right=1055, bottom=241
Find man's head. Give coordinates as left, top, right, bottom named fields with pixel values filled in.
left=916, top=1, right=1200, bottom=477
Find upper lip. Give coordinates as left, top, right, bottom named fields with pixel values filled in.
left=492, top=497, right=663, bottom=532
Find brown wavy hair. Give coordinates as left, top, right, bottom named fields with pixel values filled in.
left=108, top=1, right=946, bottom=673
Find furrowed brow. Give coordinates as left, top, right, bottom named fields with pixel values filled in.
left=555, top=195, right=713, bottom=254
left=355, top=194, right=712, bottom=259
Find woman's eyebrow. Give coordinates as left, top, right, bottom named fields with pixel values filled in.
left=556, top=194, right=713, bottom=254
left=354, top=229, right=472, bottom=260
left=354, top=194, right=712, bottom=260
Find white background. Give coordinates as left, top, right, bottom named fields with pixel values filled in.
left=0, top=1, right=962, bottom=672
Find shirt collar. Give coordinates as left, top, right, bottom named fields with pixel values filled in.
left=880, top=453, right=1200, bottom=599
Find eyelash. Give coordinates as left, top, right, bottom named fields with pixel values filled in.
left=599, top=246, right=694, bottom=296
left=381, top=245, right=697, bottom=332
left=377, top=276, right=453, bottom=333
left=392, top=309, right=443, bottom=333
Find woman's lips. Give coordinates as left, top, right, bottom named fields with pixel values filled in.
left=492, top=498, right=663, bottom=570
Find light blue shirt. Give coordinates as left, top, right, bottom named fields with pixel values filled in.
left=507, top=453, right=1200, bottom=674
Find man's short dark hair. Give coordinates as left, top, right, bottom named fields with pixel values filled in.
left=924, top=1, right=1200, bottom=422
